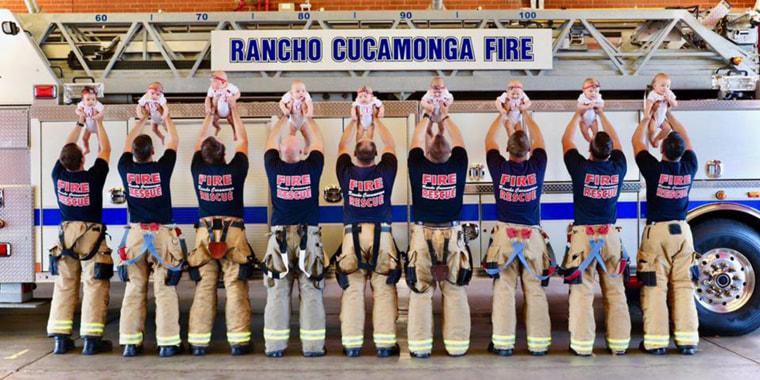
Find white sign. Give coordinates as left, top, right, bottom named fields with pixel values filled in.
left=211, top=29, right=553, bottom=71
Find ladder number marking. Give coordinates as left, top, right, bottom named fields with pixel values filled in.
left=519, top=11, right=537, bottom=19
left=298, top=12, right=310, bottom=20
left=196, top=13, right=209, bottom=21
left=94, top=14, right=108, bottom=22
left=400, top=12, right=413, bottom=19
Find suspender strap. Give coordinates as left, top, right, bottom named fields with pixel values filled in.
left=370, top=223, right=382, bottom=271
left=144, top=233, right=183, bottom=272
left=564, top=233, right=628, bottom=281
left=351, top=224, right=365, bottom=269
left=262, top=227, right=290, bottom=280
left=442, top=237, right=450, bottom=268
left=58, top=223, right=104, bottom=261
left=220, top=220, right=232, bottom=243
left=206, top=220, right=217, bottom=243
left=297, top=225, right=325, bottom=282
left=426, top=238, right=438, bottom=266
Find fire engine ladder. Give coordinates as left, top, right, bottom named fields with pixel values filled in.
left=15, top=9, right=758, bottom=98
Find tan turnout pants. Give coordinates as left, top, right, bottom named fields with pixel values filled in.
left=262, top=225, right=326, bottom=354
left=485, top=222, right=552, bottom=353
left=407, top=223, right=471, bottom=356
left=118, top=224, right=183, bottom=347
left=336, top=223, right=400, bottom=350
left=47, top=221, right=112, bottom=337
left=639, top=220, right=699, bottom=349
left=564, top=225, right=630, bottom=355
left=187, top=218, right=253, bottom=347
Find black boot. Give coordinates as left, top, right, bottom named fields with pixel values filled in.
left=343, top=347, right=361, bottom=357
left=410, top=351, right=431, bottom=359
left=678, top=345, right=697, bottom=356
left=82, top=337, right=113, bottom=355
left=122, top=344, right=143, bottom=357
left=265, top=349, right=285, bottom=358
left=639, top=341, right=667, bottom=355
left=569, top=347, right=592, bottom=357
left=191, top=345, right=208, bottom=356
left=377, top=344, right=400, bottom=358
left=488, top=342, right=513, bottom=357
left=304, top=347, right=326, bottom=358
left=159, top=345, right=181, bottom=357
left=231, top=343, right=253, bottom=356
left=53, top=335, right=75, bottom=355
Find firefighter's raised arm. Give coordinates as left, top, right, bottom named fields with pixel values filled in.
left=562, top=110, right=583, bottom=154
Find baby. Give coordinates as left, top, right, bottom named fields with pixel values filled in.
left=136, top=82, right=169, bottom=143
left=205, top=71, right=241, bottom=140
left=75, top=87, right=104, bottom=155
left=496, top=80, right=531, bottom=125
left=646, top=73, right=678, bottom=147
left=279, top=80, right=314, bottom=136
left=577, top=78, right=604, bottom=142
left=352, top=85, right=384, bottom=140
left=421, top=76, right=454, bottom=123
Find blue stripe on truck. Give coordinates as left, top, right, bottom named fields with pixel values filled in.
left=33, top=200, right=760, bottom=227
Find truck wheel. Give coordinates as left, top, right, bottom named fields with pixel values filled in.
left=692, top=218, right=760, bottom=336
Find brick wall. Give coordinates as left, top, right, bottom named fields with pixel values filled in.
left=2, top=0, right=756, bottom=14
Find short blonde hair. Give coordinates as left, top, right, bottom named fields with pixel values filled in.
left=211, top=71, right=228, bottom=81
left=652, top=73, right=670, bottom=85
left=583, top=78, right=599, bottom=88
left=507, top=79, right=523, bottom=89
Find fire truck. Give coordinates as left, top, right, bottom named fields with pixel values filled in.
left=1, top=6, right=759, bottom=336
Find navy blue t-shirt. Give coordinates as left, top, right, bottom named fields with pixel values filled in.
left=52, top=158, right=108, bottom=223
left=487, top=148, right=547, bottom=226
left=265, top=149, right=324, bottom=226
left=408, top=147, right=468, bottom=223
left=637, top=150, right=698, bottom=223
left=564, top=149, right=627, bottom=225
left=336, top=153, right=397, bottom=224
left=191, top=151, right=248, bottom=219
left=118, top=150, right=176, bottom=224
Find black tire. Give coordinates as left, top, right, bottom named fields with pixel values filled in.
left=692, top=218, right=760, bottom=336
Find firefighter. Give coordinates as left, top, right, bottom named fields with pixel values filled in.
left=483, top=110, right=554, bottom=356
left=261, top=116, right=326, bottom=357
left=47, top=119, right=113, bottom=355
left=632, top=108, right=699, bottom=355
left=561, top=108, right=631, bottom=356
left=116, top=115, right=183, bottom=357
left=187, top=104, right=256, bottom=356
left=406, top=110, right=472, bottom=358
left=335, top=118, right=401, bottom=358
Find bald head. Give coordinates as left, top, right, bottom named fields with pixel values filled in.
left=280, top=135, right=303, bottom=163
left=354, top=138, right=377, bottom=166
left=428, top=134, right=451, bottom=163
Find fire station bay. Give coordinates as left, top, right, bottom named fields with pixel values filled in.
left=2, top=1, right=760, bottom=379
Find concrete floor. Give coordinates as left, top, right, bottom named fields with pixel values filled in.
left=1, top=278, right=759, bottom=379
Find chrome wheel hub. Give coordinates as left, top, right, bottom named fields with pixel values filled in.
left=695, top=248, right=755, bottom=313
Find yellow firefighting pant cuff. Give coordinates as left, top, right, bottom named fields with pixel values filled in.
left=492, top=335, right=516, bottom=349
left=264, top=328, right=291, bottom=341
left=188, top=333, right=212, bottom=346
left=47, top=320, right=74, bottom=335
left=157, top=335, right=181, bottom=346
left=674, top=331, right=699, bottom=346
left=408, top=339, right=434, bottom=353
left=119, top=332, right=144, bottom=345
left=570, top=339, right=594, bottom=354
left=342, top=335, right=364, bottom=348
left=227, top=332, right=251, bottom=344
left=300, top=329, right=326, bottom=342
left=527, top=336, right=552, bottom=351
left=444, top=339, right=470, bottom=355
